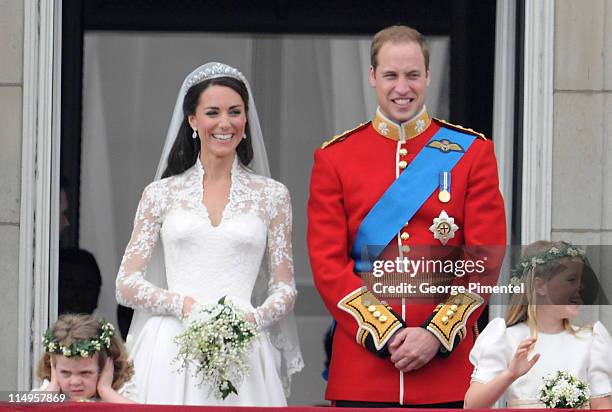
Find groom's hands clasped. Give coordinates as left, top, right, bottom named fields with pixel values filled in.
left=388, top=327, right=441, bottom=372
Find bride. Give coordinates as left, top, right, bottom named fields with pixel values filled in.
left=115, top=62, right=303, bottom=405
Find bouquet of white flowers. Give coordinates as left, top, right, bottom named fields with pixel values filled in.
left=173, top=296, right=259, bottom=399
left=538, top=370, right=590, bottom=409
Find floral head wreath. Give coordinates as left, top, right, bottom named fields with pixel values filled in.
left=509, top=243, right=587, bottom=287
left=42, top=319, right=115, bottom=358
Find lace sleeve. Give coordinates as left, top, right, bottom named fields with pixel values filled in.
left=115, top=182, right=185, bottom=318
left=253, top=183, right=298, bottom=329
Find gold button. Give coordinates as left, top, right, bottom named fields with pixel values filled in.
left=373, top=311, right=381, bottom=318
left=398, top=160, right=407, bottom=169
left=450, top=304, right=458, bottom=311
left=368, top=305, right=376, bottom=313
left=446, top=310, right=455, bottom=318
left=401, top=245, right=410, bottom=253
left=379, top=315, right=388, bottom=323
left=400, top=232, right=410, bottom=240
left=399, top=148, right=408, bottom=156
left=442, top=316, right=449, bottom=324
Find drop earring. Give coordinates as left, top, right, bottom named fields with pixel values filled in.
left=192, top=129, right=198, bottom=139
left=242, top=134, right=247, bottom=140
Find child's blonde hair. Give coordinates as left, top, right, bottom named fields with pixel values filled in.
left=506, top=240, right=586, bottom=337
left=37, top=314, right=134, bottom=390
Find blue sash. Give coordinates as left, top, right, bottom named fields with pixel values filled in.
left=350, top=128, right=477, bottom=272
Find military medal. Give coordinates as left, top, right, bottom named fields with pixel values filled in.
left=429, top=210, right=459, bottom=245
left=438, top=171, right=451, bottom=203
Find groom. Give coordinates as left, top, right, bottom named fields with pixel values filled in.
left=307, top=25, right=506, bottom=407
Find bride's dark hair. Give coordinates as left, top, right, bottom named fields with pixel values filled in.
left=161, top=77, right=254, bottom=179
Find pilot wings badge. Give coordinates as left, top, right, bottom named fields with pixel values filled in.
left=427, top=139, right=464, bottom=153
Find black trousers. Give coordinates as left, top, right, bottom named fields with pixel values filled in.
left=335, top=400, right=464, bottom=408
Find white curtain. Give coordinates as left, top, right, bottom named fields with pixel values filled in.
left=81, top=40, right=118, bottom=323
left=80, top=32, right=450, bottom=404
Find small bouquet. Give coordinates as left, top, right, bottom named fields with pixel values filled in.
left=537, top=370, right=590, bottom=409
left=173, top=296, right=258, bottom=399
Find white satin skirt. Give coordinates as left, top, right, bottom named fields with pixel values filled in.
left=129, top=315, right=287, bottom=406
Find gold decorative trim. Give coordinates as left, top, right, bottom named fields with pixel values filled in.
left=321, top=122, right=369, bottom=149
left=434, top=118, right=487, bottom=140
left=338, top=287, right=403, bottom=350
left=357, top=327, right=368, bottom=347
left=372, top=108, right=431, bottom=141
left=426, top=292, right=484, bottom=352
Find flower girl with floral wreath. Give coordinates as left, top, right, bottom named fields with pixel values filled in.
left=464, top=241, right=612, bottom=409
left=35, top=314, right=138, bottom=403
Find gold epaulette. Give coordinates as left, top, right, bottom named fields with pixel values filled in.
left=425, top=292, right=483, bottom=352
left=434, top=118, right=487, bottom=140
left=338, top=287, right=403, bottom=351
left=321, top=122, right=370, bottom=149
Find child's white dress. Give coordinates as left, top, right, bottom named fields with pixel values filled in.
left=470, top=318, right=612, bottom=408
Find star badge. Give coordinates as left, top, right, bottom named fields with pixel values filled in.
left=429, top=210, right=459, bottom=245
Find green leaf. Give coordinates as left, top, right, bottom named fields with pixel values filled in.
left=218, top=296, right=226, bottom=305
left=220, top=380, right=238, bottom=399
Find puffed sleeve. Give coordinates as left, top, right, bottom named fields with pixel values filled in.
left=31, top=379, right=50, bottom=391
left=588, top=321, right=612, bottom=397
left=469, top=317, right=509, bottom=384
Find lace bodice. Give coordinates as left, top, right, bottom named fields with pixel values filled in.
left=116, top=158, right=297, bottom=329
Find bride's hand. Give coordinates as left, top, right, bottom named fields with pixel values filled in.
left=245, top=312, right=257, bottom=325
left=182, top=296, right=197, bottom=318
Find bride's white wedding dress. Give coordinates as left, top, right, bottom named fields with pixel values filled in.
left=116, top=158, right=301, bottom=406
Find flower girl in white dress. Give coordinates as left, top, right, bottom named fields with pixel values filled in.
left=115, top=62, right=303, bottom=406
left=465, top=241, right=612, bottom=409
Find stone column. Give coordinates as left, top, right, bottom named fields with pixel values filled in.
left=0, top=0, right=23, bottom=391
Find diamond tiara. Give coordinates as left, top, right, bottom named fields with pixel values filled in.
left=184, top=62, right=246, bottom=91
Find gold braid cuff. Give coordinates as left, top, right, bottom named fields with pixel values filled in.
left=338, top=287, right=403, bottom=351
left=425, top=292, right=483, bottom=352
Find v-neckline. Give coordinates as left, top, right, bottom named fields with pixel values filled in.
left=201, top=188, right=230, bottom=228
left=196, top=157, right=236, bottom=229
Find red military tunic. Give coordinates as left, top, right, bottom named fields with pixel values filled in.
left=307, top=108, right=506, bottom=405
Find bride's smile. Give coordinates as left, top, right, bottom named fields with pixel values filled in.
left=189, top=84, right=247, bottom=158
